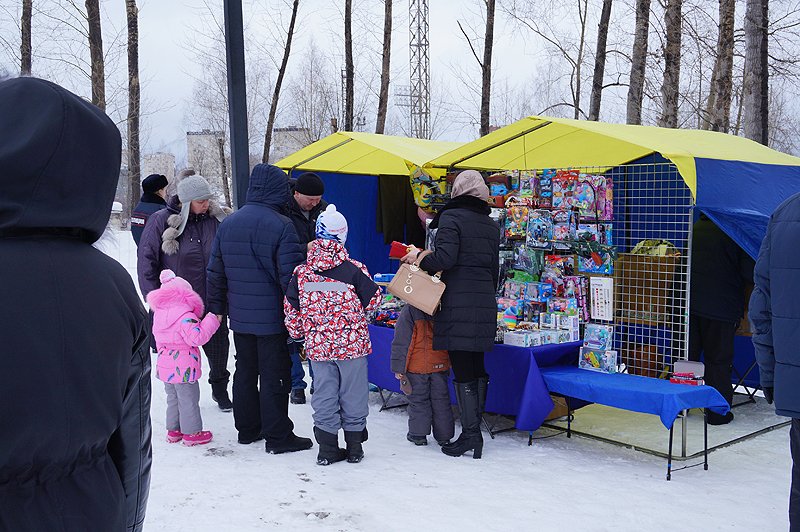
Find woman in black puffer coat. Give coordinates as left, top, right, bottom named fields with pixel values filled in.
left=402, top=170, right=499, bottom=459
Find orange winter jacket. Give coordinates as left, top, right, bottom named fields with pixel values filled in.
left=390, top=305, right=451, bottom=374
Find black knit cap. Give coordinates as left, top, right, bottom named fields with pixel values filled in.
left=294, top=172, right=325, bottom=196
left=142, top=173, right=168, bottom=194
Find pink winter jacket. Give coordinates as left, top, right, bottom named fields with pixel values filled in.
left=146, top=270, right=220, bottom=384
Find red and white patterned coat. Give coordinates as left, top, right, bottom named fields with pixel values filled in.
left=284, top=239, right=381, bottom=361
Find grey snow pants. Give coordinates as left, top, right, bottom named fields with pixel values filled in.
left=165, top=381, right=202, bottom=435
left=310, top=356, right=369, bottom=434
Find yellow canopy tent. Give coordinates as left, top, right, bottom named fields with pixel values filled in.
left=423, top=115, right=800, bottom=197
left=274, top=132, right=462, bottom=276
left=275, top=131, right=461, bottom=175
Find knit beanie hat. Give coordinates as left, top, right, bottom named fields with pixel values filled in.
left=451, top=170, right=489, bottom=202
left=173, top=174, right=215, bottom=236
left=295, top=172, right=325, bottom=196
left=142, top=173, right=168, bottom=194
left=315, top=204, right=348, bottom=245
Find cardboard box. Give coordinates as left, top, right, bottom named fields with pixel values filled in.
left=614, top=253, right=679, bottom=326
left=504, top=331, right=535, bottom=347
left=557, top=315, right=580, bottom=331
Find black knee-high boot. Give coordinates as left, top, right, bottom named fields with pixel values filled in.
left=442, top=381, right=483, bottom=459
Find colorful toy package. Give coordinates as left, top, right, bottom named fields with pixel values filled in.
left=497, top=298, right=523, bottom=329
left=504, top=280, right=525, bottom=299
left=577, top=251, right=613, bottom=275
left=570, top=175, right=612, bottom=219
left=527, top=209, right=553, bottom=250
left=583, top=324, right=614, bottom=351
left=523, top=300, right=546, bottom=322
left=552, top=210, right=576, bottom=250
left=579, top=347, right=618, bottom=373
left=505, top=202, right=530, bottom=240
left=545, top=254, right=576, bottom=276
left=577, top=223, right=613, bottom=246
left=525, top=282, right=553, bottom=303
left=519, top=170, right=539, bottom=200
left=563, top=275, right=589, bottom=322
left=547, top=297, right=578, bottom=315
left=552, top=170, right=580, bottom=210
left=539, top=312, right=557, bottom=329
left=539, top=169, right=555, bottom=208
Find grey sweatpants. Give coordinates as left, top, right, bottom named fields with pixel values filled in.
left=165, top=382, right=202, bottom=435
left=407, top=371, right=455, bottom=443
left=309, top=357, right=369, bottom=434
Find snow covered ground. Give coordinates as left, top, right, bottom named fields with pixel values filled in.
left=117, top=232, right=792, bottom=531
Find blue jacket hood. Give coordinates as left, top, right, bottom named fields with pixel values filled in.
left=246, top=164, right=289, bottom=208
left=0, top=77, right=121, bottom=243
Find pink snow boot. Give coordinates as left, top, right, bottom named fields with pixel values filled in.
left=182, top=430, right=213, bottom=446
left=166, top=430, right=183, bottom=443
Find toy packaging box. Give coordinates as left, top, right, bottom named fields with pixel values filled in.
left=583, top=324, right=614, bottom=351
left=539, top=312, right=557, bottom=329
left=552, top=170, right=580, bottom=210
left=504, top=330, right=542, bottom=347
left=576, top=223, right=613, bottom=246
left=505, top=203, right=530, bottom=240
left=547, top=297, right=578, bottom=315
left=552, top=210, right=576, bottom=250
left=541, top=330, right=560, bottom=345
left=519, top=170, right=539, bottom=199
left=497, top=298, right=523, bottom=328
left=504, top=280, right=526, bottom=299
left=527, top=209, right=553, bottom=250
left=579, top=347, right=618, bottom=373
left=557, top=314, right=580, bottom=331
left=539, top=169, right=555, bottom=208
left=525, top=281, right=553, bottom=303
left=578, top=251, right=614, bottom=275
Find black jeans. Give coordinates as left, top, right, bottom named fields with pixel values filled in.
left=204, top=318, right=231, bottom=386
left=232, top=332, right=293, bottom=442
left=791, top=418, right=800, bottom=531
left=448, top=350, right=487, bottom=383
left=688, top=314, right=736, bottom=406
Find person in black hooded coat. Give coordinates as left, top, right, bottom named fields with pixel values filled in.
left=0, top=77, right=152, bottom=531
left=402, top=170, right=500, bottom=460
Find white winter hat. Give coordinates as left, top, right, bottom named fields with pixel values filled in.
left=315, top=204, right=348, bottom=246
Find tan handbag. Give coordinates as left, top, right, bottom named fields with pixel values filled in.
left=387, top=250, right=446, bottom=315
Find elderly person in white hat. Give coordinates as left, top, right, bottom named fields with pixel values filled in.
left=402, top=169, right=500, bottom=460
left=137, top=173, right=234, bottom=412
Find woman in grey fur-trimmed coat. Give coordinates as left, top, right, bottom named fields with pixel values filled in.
left=402, top=170, right=500, bottom=460
left=137, top=174, right=234, bottom=410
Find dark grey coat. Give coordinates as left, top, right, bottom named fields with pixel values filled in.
left=419, top=197, right=500, bottom=352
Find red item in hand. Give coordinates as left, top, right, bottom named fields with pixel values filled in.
left=390, top=241, right=411, bottom=259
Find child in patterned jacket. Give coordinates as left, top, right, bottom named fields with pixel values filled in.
left=147, top=269, right=221, bottom=446
left=284, top=205, right=382, bottom=466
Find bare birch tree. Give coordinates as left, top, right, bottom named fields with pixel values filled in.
left=85, top=0, right=104, bottom=110
left=343, top=0, right=354, bottom=131
left=588, top=0, right=612, bottom=121
left=626, top=0, right=651, bottom=124
left=658, top=0, right=682, bottom=127
left=20, top=0, right=31, bottom=75
left=126, top=0, right=140, bottom=214
left=704, top=0, right=735, bottom=131
left=743, top=0, right=768, bottom=144
left=262, top=0, right=299, bottom=163
left=375, top=0, right=392, bottom=134
left=479, top=0, right=496, bottom=135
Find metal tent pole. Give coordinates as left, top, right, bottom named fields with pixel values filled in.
left=223, top=0, right=249, bottom=209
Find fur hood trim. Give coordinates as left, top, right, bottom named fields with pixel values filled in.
left=146, top=274, right=204, bottom=317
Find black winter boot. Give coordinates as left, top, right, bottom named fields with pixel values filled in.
left=314, top=427, right=347, bottom=466
left=442, top=381, right=483, bottom=459
left=344, top=428, right=368, bottom=463
left=211, top=382, right=234, bottom=412
left=265, top=432, right=313, bottom=454
left=477, top=376, right=489, bottom=415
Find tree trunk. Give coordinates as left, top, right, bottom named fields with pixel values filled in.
left=85, top=0, right=105, bottom=110
left=344, top=0, right=354, bottom=131
left=743, top=0, right=769, bottom=144
left=626, top=0, right=651, bottom=124
left=658, top=0, right=682, bottom=128
left=588, top=0, right=612, bottom=121
left=21, top=0, right=32, bottom=75
left=704, top=0, right=735, bottom=132
left=480, top=0, right=496, bottom=136
left=572, top=0, right=588, bottom=120
left=126, top=0, right=140, bottom=217
left=375, top=0, right=392, bottom=134
left=262, top=0, right=300, bottom=163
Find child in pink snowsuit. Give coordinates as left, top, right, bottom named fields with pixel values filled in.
left=147, top=269, right=221, bottom=446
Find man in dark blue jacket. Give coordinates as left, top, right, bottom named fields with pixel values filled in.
left=207, top=163, right=312, bottom=454
left=0, top=77, right=151, bottom=531
left=130, top=173, right=168, bottom=245
left=751, top=193, right=800, bottom=530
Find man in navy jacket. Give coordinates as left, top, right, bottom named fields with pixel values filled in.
left=207, top=163, right=312, bottom=454
left=130, top=173, right=168, bottom=245
left=751, top=192, right=800, bottom=531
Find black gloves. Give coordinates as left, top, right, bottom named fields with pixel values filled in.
left=764, top=386, right=774, bottom=404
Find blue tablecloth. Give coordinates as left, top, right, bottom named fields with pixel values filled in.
left=368, top=325, right=581, bottom=431
left=541, top=366, right=731, bottom=429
